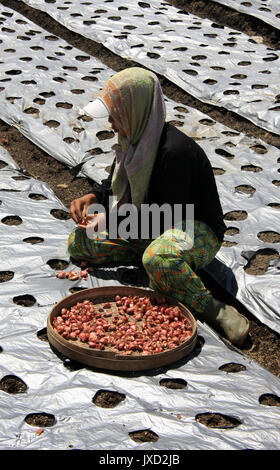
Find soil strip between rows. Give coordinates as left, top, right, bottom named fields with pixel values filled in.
left=1, top=0, right=280, bottom=149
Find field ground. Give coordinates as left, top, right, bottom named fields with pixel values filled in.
left=0, top=0, right=280, bottom=377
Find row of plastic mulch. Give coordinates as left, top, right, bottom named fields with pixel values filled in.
left=0, top=2, right=280, bottom=450
left=0, top=4, right=280, bottom=333
left=21, top=0, right=280, bottom=134
left=212, top=0, right=280, bottom=29
left=0, top=148, right=280, bottom=450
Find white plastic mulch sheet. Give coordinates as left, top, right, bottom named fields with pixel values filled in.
left=1, top=5, right=280, bottom=334
left=212, top=0, right=280, bottom=30
left=0, top=150, right=280, bottom=450
left=20, top=0, right=280, bottom=135
left=0, top=6, right=117, bottom=178
left=197, top=131, right=280, bottom=335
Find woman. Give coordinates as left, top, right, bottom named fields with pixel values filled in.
left=68, top=67, right=249, bottom=346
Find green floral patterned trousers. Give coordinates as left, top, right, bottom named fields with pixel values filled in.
left=68, top=220, right=221, bottom=313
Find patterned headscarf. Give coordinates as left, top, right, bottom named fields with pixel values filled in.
left=98, top=67, right=166, bottom=210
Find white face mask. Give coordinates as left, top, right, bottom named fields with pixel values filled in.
left=83, top=98, right=109, bottom=118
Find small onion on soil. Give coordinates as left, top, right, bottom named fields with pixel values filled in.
left=51, top=294, right=193, bottom=356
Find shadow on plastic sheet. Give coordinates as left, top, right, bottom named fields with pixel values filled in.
left=198, top=257, right=239, bottom=300
left=71, top=256, right=239, bottom=296
left=49, top=258, right=235, bottom=377
left=70, top=257, right=149, bottom=288
left=49, top=335, right=205, bottom=379
left=50, top=257, right=238, bottom=376
left=92, top=265, right=150, bottom=288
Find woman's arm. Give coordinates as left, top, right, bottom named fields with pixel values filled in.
left=69, top=159, right=116, bottom=224
left=69, top=193, right=100, bottom=224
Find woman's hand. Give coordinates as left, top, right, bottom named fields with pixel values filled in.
left=69, top=193, right=98, bottom=224
left=79, top=212, right=106, bottom=238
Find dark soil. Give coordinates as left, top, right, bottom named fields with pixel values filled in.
left=258, top=393, right=280, bottom=407
left=92, top=389, right=126, bottom=408
left=23, top=236, right=45, bottom=244
left=129, top=429, right=159, bottom=443
left=0, top=120, right=94, bottom=208
left=0, top=374, right=28, bottom=394
left=13, top=294, right=36, bottom=307
left=171, top=0, right=280, bottom=49
left=0, top=271, right=14, bottom=282
left=47, top=259, right=70, bottom=270
left=50, top=209, right=71, bottom=220
left=218, top=362, right=247, bottom=373
left=1, top=215, right=22, bottom=225
left=244, top=248, right=279, bottom=275
left=1, top=0, right=280, bottom=149
left=24, top=412, right=56, bottom=427
left=160, top=378, right=187, bottom=389
left=198, top=269, right=280, bottom=378
left=0, top=0, right=280, bottom=379
left=37, top=327, right=49, bottom=342
left=195, top=412, right=242, bottom=429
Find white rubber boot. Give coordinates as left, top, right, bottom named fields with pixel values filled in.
left=200, top=298, right=250, bottom=346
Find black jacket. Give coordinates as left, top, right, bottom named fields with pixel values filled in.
left=93, top=123, right=226, bottom=242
